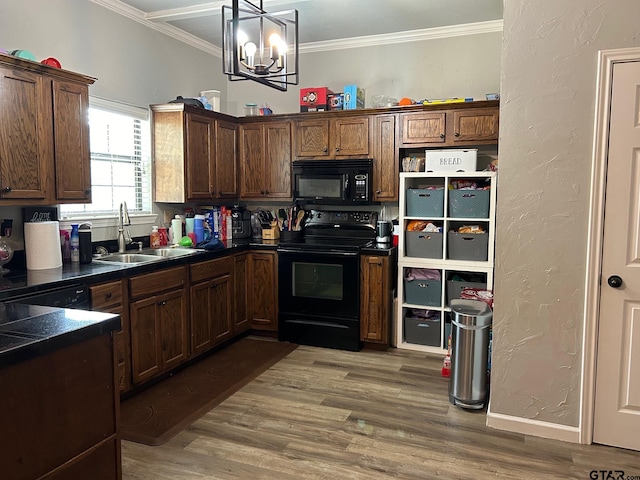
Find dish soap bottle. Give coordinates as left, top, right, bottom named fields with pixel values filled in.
left=70, top=224, right=80, bottom=263
left=150, top=225, right=160, bottom=248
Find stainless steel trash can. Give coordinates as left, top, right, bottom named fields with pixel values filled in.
left=449, top=299, right=493, bottom=409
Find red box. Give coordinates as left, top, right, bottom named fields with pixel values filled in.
left=300, top=87, right=334, bottom=112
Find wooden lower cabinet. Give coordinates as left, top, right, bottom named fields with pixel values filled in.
left=249, top=251, right=278, bottom=331
left=129, top=266, right=188, bottom=385
left=190, top=256, right=234, bottom=357
left=360, top=254, right=393, bottom=345
left=91, top=279, right=131, bottom=393
left=234, top=253, right=251, bottom=333
left=0, top=334, right=120, bottom=479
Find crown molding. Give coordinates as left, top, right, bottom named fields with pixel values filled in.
left=91, top=0, right=501, bottom=58
left=299, top=20, right=504, bottom=54
left=90, top=0, right=222, bottom=56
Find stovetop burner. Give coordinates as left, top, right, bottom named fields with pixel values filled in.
left=278, top=209, right=377, bottom=251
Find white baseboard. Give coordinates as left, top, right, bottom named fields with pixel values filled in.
left=486, top=411, right=581, bottom=443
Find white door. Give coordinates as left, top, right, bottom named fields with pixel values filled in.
left=593, top=60, right=640, bottom=450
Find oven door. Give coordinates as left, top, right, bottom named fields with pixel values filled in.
left=277, top=248, right=359, bottom=319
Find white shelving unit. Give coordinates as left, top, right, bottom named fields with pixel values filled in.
left=396, top=171, right=497, bottom=354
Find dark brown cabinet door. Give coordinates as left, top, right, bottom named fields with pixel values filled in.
left=452, top=107, right=499, bottom=143
left=215, top=120, right=238, bottom=198
left=53, top=78, right=91, bottom=201
left=159, top=289, right=189, bottom=371
left=333, top=116, right=370, bottom=157
left=239, top=123, right=265, bottom=198
left=360, top=255, right=392, bottom=344
left=130, top=295, right=161, bottom=385
left=250, top=251, right=278, bottom=331
left=401, top=111, right=446, bottom=145
left=264, top=121, right=292, bottom=198
left=186, top=112, right=216, bottom=199
left=293, top=119, right=330, bottom=158
left=234, top=253, right=250, bottom=333
left=190, top=274, right=233, bottom=356
left=372, top=114, right=398, bottom=201
left=0, top=66, right=50, bottom=200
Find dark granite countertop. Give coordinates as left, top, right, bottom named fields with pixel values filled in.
left=0, top=303, right=120, bottom=368
left=0, top=237, right=393, bottom=367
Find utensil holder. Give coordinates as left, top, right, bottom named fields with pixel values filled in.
left=262, top=222, right=280, bottom=240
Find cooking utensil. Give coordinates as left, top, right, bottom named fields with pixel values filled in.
left=294, top=210, right=305, bottom=231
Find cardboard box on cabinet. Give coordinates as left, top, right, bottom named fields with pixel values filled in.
left=300, top=87, right=334, bottom=112
left=344, top=84, right=365, bottom=109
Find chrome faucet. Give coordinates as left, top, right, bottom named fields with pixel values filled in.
left=117, top=201, right=132, bottom=253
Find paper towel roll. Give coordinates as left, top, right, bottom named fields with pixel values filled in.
left=24, top=221, right=63, bottom=270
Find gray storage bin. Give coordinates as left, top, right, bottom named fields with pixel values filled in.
left=404, top=313, right=441, bottom=346
left=448, top=189, right=490, bottom=218
left=405, top=231, right=443, bottom=258
left=404, top=278, right=442, bottom=306
left=406, top=188, right=444, bottom=217
left=447, top=279, right=487, bottom=304
left=447, top=232, right=489, bottom=261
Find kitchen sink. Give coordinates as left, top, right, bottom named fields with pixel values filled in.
left=93, top=247, right=201, bottom=265
left=138, top=247, right=201, bottom=258
left=93, top=253, right=163, bottom=264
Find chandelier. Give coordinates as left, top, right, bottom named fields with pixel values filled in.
left=222, top=0, right=299, bottom=91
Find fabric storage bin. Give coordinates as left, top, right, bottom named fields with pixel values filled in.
left=447, top=279, right=487, bottom=304
left=406, top=188, right=444, bottom=217
left=405, top=231, right=443, bottom=258
left=448, top=189, right=490, bottom=218
left=404, top=312, right=441, bottom=346
left=404, top=278, right=442, bottom=307
left=447, top=232, right=489, bottom=261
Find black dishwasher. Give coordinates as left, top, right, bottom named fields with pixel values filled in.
left=4, top=284, right=90, bottom=309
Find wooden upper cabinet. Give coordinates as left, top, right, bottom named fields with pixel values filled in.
left=372, top=114, right=399, bottom=202
left=152, top=105, right=238, bottom=203
left=293, top=116, right=370, bottom=159
left=400, top=105, right=499, bottom=147
left=401, top=111, right=446, bottom=145
left=185, top=111, right=216, bottom=200
left=215, top=120, right=238, bottom=198
left=452, top=107, right=499, bottom=143
left=239, top=121, right=291, bottom=199
left=53, top=79, right=91, bottom=201
left=0, top=66, right=50, bottom=200
left=0, top=57, right=94, bottom=205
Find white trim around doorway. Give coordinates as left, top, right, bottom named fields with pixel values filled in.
left=581, top=47, right=640, bottom=445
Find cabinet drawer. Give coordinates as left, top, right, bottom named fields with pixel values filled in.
left=129, top=266, right=187, bottom=299
left=90, top=281, right=123, bottom=309
left=190, top=256, right=234, bottom=283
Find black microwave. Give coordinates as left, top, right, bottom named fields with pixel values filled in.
left=292, top=159, right=373, bottom=205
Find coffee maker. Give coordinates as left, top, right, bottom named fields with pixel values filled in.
left=231, top=205, right=251, bottom=239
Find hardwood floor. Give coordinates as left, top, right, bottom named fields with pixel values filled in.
left=121, top=344, right=640, bottom=479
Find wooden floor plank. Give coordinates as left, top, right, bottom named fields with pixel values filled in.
left=122, top=344, right=640, bottom=480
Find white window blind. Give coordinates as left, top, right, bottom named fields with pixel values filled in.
left=60, top=98, right=152, bottom=216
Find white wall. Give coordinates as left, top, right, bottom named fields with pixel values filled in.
left=226, top=32, right=502, bottom=116
left=491, top=0, right=640, bottom=430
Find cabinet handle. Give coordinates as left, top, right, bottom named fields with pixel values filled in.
left=1, top=186, right=11, bottom=193
left=265, top=190, right=269, bottom=195
left=84, top=188, right=91, bottom=195
left=335, top=147, right=339, bottom=153
left=106, top=293, right=112, bottom=299
left=376, top=189, right=381, bottom=194
left=454, top=132, right=460, bottom=137
left=158, top=300, right=166, bottom=306
left=439, top=133, right=445, bottom=139
left=323, top=147, right=328, bottom=153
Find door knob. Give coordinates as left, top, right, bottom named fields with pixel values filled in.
left=607, top=275, right=623, bottom=288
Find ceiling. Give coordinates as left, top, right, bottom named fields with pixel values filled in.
left=91, top=0, right=504, bottom=56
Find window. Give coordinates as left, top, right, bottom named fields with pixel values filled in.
left=59, top=98, right=152, bottom=216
